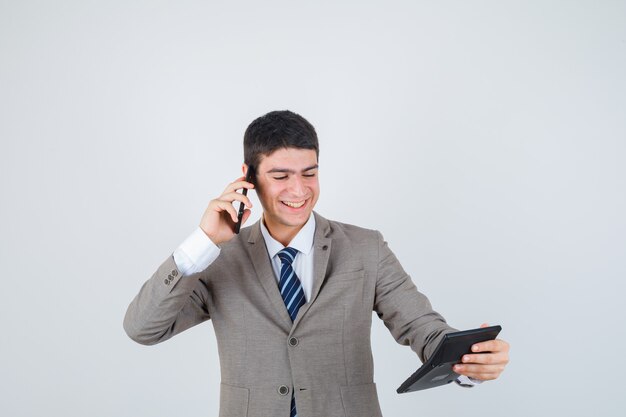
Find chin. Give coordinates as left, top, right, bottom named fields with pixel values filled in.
left=282, top=212, right=312, bottom=227
left=274, top=207, right=313, bottom=226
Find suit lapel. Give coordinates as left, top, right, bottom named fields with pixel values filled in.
left=246, top=221, right=293, bottom=331
left=292, top=212, right=332, bottom=331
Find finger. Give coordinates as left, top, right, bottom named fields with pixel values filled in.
left=480, top=323, right=489, bottom=328
left=221, top=176, right=244, bottom=193
left=471, top=339, right=509, bottom=353
left=213, top=200, right=239, bottom=223
left=461, top=352, right=508, bottom=365
left=219, top=192, right=253, bottom=208
left=223, top=178, right=255, bottom=194
left=453, top=363, right=505, bottom=380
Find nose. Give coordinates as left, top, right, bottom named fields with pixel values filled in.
left=288, top=175, right=306, bottom=196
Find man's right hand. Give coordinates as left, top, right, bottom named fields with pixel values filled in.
left=199, top=176, right=254, bottom=245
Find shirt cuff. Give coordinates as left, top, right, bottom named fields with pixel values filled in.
left=172, top=227, right=221, bottom=276
left=455, top=375, right=483, bottom=388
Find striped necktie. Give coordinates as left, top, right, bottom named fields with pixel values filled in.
left=277, top=247, right=306, bottom=322
left=276, top=247, right=305, bottom=417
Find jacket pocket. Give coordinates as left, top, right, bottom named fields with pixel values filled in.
left=340, top=383, right=383, bottom=417
left=219, top=383, right=249, bottom=417
left=326, top=269, right=365, bottom=284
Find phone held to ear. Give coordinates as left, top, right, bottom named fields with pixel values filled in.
left=234, top=166, right=255, bottom=234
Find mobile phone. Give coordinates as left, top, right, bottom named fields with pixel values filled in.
left=234, top=166, right=255, bottom=234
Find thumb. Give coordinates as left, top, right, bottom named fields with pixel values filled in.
left=241, top=209, right=252, bottom=225
left=480, top=323, right=490, bottom=328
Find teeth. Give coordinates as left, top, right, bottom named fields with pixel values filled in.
left=283, top=200, right=305, bottom=208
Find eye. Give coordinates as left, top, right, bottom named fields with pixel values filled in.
left=273, top=176, right=288, bottom=180
left=303, top=173, right=316, bottom=177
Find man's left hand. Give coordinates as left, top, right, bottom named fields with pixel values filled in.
left=453, top=323, right=510, bottom=381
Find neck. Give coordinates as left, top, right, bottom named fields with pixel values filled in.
left=262, top=215, right=304, bottom=247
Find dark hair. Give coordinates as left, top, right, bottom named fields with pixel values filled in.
left=243, top=110, right=319, bottom=169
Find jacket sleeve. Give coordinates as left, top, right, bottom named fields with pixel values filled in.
left=372, top=231, right=457, bottom=362
left=123, top=255, right=211, bottom=345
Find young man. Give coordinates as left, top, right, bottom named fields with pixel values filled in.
left=124, top=110, right=510, bottom=417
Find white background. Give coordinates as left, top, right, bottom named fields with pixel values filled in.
left=1, top=1, right=625, bottom=416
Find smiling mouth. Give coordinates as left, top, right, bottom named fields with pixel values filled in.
left=281, top=200, right=306, bottom=208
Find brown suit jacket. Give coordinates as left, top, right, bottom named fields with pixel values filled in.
left=124, top=212, right=454, bottom=417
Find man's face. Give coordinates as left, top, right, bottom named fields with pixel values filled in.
left=250, top=147, right=319, bottom=239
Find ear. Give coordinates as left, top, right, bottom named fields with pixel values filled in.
left=242, top=163, right=255, bottom=186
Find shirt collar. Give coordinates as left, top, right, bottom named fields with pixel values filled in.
left=260, top=213, right=316, bottom=259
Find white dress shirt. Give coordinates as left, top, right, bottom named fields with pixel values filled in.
left=259, top=214, right=315, bottom=302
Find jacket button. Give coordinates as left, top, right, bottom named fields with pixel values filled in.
left=164, top=279, right=170, bottom=285
left=278, top=385, right=289, bottom=395
left=288, top=337, right=298, bottom=347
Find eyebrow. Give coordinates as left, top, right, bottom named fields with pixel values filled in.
left=266, top=164, right=319, bottom=174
